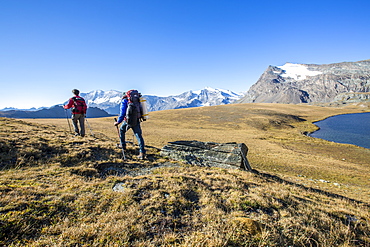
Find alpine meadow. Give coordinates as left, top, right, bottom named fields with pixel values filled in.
left=1, top=103, right=369, bottom=246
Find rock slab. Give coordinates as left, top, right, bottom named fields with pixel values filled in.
left=160, top=140, right=252, bottom=171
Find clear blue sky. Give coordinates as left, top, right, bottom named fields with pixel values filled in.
left=1, top=0, right=369, bottom=109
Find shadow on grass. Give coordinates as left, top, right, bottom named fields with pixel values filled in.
left=0, top=140, right=68, bottom=170
left=0, top=198, right=73, bottom=244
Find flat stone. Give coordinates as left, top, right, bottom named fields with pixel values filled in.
left=160, top=140, right=252, bottom=171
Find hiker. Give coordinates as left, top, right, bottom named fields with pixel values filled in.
left=114, top=90, right=146, bottom=159
left=64, top=89, right=87, bottom=137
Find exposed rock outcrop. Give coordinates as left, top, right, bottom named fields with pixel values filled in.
left=160, top=140, right=251, bottom=171
left=239, top=60, right=370, bottom=104
left=333, top=92, right=370, bottom=103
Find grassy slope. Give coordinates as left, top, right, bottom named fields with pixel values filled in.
left=1, top=103, right=369, bottom=246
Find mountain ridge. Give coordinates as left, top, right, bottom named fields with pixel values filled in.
left=81, top=87, right=244, bottom=114
left=238, top=59, right=370, bottom=104
left=0, top=106, right=111, bottom=119
left=2, top=59, right=370, bottom=118
left=0, top=87, right=243, bottom=118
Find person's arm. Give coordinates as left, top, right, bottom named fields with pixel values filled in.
left=115, top=99, right=128, bottom=124
left=64, top=98, right=74, bottom=109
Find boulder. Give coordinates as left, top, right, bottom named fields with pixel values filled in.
left=160, top=140, right=252, bottom=171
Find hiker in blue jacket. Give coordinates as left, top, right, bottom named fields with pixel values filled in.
left=114, top=91, right=146, bottom=159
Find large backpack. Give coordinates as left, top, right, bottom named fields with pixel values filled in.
left=72, top=96, right=87, bottom=114
left=125, top=90, right=143, bottom=128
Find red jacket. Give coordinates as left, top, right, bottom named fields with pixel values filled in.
left=64, top=96, right=87, bottom=114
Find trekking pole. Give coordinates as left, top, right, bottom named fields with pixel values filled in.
left=114, top=118, right=126, bottom=160
left=64, top=108, right=72, bottom=133
left=132, top=130, right=135, bottom=147
left=85, top=118, right=95, bottom=137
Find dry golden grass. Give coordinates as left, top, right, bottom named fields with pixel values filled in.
left=1, top=103, right=369, bottom=246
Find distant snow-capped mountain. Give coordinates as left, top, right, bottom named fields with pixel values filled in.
left=0, top=107, right=45, bottom=112
left=0, top=105, right=111, bottom=119
left=0, top=88, right=244, bottom=118
left=144, top=87, right=243, bottom=112
left=79, top=90, right=122, bottom=115
left=80, top=87, right=244, bottom=114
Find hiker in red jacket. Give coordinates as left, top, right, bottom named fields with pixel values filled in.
left=64, top=89, right=87, bottom=137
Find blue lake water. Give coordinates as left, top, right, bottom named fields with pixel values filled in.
left=309, top=112, right=370, bottom=149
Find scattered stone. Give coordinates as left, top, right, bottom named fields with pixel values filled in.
left=112, top=182, right=126, bottom=192
left=160, top=140, right=252, bottom=171
left=346, top=215, right=358, bottom=222
left=319, top=179, right=330, bottom=183
left=125, top=162, right=181, bottom=177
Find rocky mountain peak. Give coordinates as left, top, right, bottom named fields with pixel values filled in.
left=239, top=59, right=370, bottom=104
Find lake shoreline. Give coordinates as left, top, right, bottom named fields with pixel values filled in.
left=309, top=112, right=370, bottom=149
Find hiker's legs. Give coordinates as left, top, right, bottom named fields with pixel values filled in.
left=71, top=114, right=80, bottom=135
left=132, top=122, right=146, bottom=154
left=119, top=122, right=128, bottom=149
left=79, top=115, right=85, bottom=137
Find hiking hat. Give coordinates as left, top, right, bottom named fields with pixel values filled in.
left=72, top=89, right=80, bottom=95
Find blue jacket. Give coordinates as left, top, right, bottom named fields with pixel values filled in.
left=117, top=99, right=128, bottom=124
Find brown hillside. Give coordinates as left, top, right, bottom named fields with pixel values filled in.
left=1, top=103, right=369, bottom=246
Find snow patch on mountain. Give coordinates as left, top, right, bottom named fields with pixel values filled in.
left=276, top=63, right=322, bottom=81
left=0, top=107, right=44, bottom=112
left=80, top=88, right=244, bottom=114
left=4, top=88, right=244, bottom=114
left=82, top=90, right=122, bottom=104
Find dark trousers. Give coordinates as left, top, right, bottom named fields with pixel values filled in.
left=72, top=114, right=85, bottom=136
left=119, top=121, right=146, bottom=154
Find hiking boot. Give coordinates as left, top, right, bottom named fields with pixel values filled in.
left=137, top=153, right=145, bottom=160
